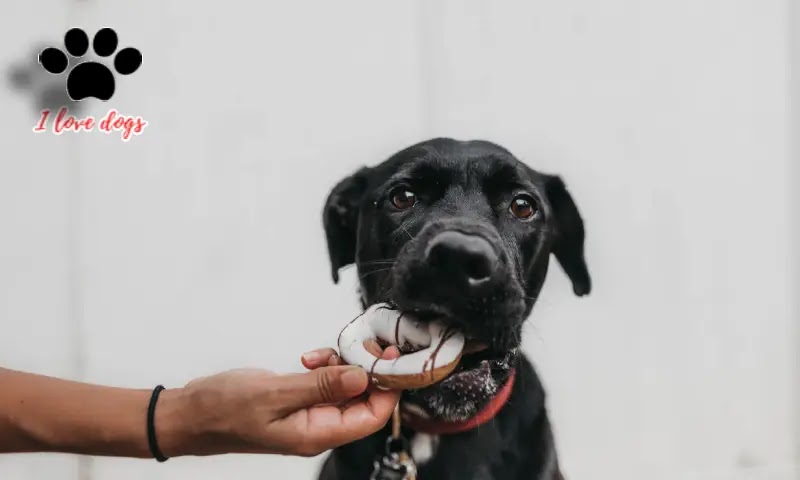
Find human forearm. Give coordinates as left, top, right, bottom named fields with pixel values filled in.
left=0, top=368, right=189, bottom=457
left=0, top=349, right=399, bottom=459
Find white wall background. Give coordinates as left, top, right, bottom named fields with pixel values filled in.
left=0, top=1, right=797, bottom=479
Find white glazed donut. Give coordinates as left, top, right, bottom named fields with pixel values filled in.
left=337, top=303, right=465, bottom=389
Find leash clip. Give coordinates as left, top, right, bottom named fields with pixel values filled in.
left=370, top=404, right=417, bottom=480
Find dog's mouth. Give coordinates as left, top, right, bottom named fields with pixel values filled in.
left=463, top=338, right=490, bottom=355
left=400, top=331, right=518, bottom=422
left=378, top=294, right=524, bottom=420
left=438, top=337, right=516, bottom=388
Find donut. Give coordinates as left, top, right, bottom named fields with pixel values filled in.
left=337, top=303, right=465, bottom=390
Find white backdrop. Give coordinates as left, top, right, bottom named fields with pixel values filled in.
left=0, top=1, right=797, bottom=479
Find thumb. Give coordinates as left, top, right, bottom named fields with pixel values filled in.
left=275, top=366, right=369, bottom=412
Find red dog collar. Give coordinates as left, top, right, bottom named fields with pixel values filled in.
left=400, top=369, right=516, bottom=435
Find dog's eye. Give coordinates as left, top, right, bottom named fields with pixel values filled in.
left=389, top=188, right=417, bottom=210
left=510, top=194, right=537, bottom=220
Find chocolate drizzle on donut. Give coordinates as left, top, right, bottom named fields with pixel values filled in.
left=339, top=303, right=400, bottom=355
left=422, top=326, right=458, bottom=382
left=369, top=355, right=382, bottom=379
left=337, top=310, right=368, bottom=349
left=394, top=312, right=404, bottom=346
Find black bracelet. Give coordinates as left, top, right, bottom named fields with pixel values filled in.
left=146, top=385, right=169, bottom=462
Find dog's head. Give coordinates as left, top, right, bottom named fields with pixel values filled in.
left=323, top=138, right=590, bottom=421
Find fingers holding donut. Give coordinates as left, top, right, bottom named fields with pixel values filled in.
left=306, top=303, right=463, bottom=391
left=302, top=342, right=400, bottom=371
left=363, top=339, right=401, bottom=361
left=337, top=304, right=465, bottom=390
left=301, top=343, right=401, bottom=411
left=318, top=342, right=403, bottom=412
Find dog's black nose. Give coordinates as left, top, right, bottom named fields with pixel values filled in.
left=424, top=231, right=498, bottom=287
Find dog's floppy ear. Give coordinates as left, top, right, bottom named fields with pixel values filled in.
left=544, top=175, right=591, bottom=296
left=323, top=167, right=369, bottom=283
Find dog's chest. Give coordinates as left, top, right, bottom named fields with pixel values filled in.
left=407, top=433, right=508, bottom=480
left=405, top=432, right=559, bottom=480
left=409, top=432, right=439, bottom=465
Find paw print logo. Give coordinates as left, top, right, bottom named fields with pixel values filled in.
left=39, top=28, right=142, bottom=101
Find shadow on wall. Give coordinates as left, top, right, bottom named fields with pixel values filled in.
left=6, top=41, right=81, bottom=115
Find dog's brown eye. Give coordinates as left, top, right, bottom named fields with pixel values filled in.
left=510, top=195, right=537, bottom=219
left=390, top=188, right=417, bottom=210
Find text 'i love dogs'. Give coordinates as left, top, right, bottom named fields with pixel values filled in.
left=34, top=108, right=147, bottom=141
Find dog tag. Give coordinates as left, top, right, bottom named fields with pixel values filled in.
left=370, top=455, right=413, bottom=479
left=370, top=405, right=417, bottom=480
left=370, top=438, right=417, bottom=480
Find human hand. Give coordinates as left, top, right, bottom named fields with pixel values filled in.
left=156, top=342, right=400, bottom=458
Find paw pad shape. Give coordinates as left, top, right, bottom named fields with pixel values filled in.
left=39, top=28, right=141, bottom=101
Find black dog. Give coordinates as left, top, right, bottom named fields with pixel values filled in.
left=320, top=138, right=590, bottom=480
